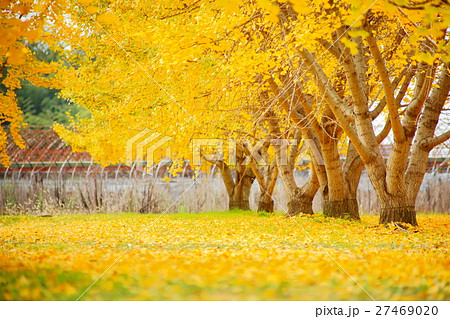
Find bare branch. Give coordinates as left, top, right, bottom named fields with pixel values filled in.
left=403, top=64, right=434, bottom=137
left=370, top=67, right=414, bottom=119
left=317, top=38, right=342, bottom=60
left=420, top=130, right=450, bottom=150
left=376, top=118, right=392, bottom=144
left=299, top=48, right=373, bottom=162
left=200, top=151, right=236, bottom=196
left=366, top=32, right=406, bottom=143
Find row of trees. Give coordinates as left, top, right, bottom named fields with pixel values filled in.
left=2, top=0, right=450, bottom=225
left=15, top=44, right=89, bottom=126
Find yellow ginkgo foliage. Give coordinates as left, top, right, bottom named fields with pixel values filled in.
left=0, top=213, right=449, bottom=300
left=0, top=0, right=69, bottom=166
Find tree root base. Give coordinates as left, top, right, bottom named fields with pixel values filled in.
left=229, top=200, right=250, bottom=211
left=323, top=199, right=360, bottom=221
left=379, top=206, right=417, bottom=226
left=257, top=200, right=274, bottom=213
left=286, top=199, right=314, bottom=217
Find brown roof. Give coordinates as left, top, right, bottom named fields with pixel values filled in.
left=4, top=126, right=91, bottom=164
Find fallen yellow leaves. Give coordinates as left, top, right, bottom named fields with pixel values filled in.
left=0, top=213, right=448, bottom=300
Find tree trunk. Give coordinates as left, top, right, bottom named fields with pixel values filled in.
left=287, top=191, right=314, bottom=216
left=406, top=62, right=450, bottom=202
left=228, top=167, right=254, bottom=210
left=320, top=123, right=361, bottom=221
left=284, top=169, right=319, bottom=217
left=247, top=145, right=278, bottom=213
left=268, top=115, right=321, bottom=217
left=257, top=192, right=274, bottom=212
left=299, top=30, right=449, bottom=226
left=276, top=153, right=319, bottom=217
left=323, top=198, right=359, bottom=220
left=379, top=196, right=417, bottom=226
left=323, top=140, right=364, bottom=221
left=229, top=197, right=250, bottom=210
left=204, top=153, right=255, bottom=211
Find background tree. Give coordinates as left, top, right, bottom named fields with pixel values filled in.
left=294, top=0, right=450, bottom=225
left=21, top=0, right=447, bottom=223
left=0, top=0, right=70, bottom=166
left=15, top=44, right=89, bottom=126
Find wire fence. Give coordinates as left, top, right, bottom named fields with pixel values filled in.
left=1, top=127, right=449, bottom=215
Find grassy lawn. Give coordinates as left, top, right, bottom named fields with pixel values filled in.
left=0, top=211, right=448, bottom=300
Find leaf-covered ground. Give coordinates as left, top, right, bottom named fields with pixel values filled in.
left=0, top=212, right=448, bottom=300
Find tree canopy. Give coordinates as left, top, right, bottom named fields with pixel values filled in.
left=1, top=0, right=449, bottom=224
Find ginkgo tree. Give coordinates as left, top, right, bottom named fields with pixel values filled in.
left=5, top=0, right=449, bottom=224
left=210, top=0, right=449, bottom=224
left=162, top=0, right=375, bottom=219
left=52, top=0, right=330, bottom=213
left=154, top=0, right=449, bottom=224
left=291, top=0, right=450, bottom=225
left=51, top=0, right=272, bottom=210
left=0, top=0, right=68, bottom=166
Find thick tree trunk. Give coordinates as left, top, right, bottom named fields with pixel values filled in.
left=379, top=206, right=417, bottom=225
left=268, top=114, right=322, bottom=217
left=323, top=199, right=359, bottom=220
left=229, top=198, right=250, bottom=210
left=323, top=141, right=364, bottom=221
left=284, top=169, right=319, bottom=217
left=287, top=192, right=314, bottom=216
left=320, top=124, right=361, bottom=221
left=257, top=192, right=274, bottom=212
left=204, top=152, right=255, bottom=211
left=275, top=155, right=317, bottom=217
left=269, top=129, right=320, bottom=216
left=379, top=196, right=417, bottom=226
left=361, top=157, right=420, bottom=225
left=359, top=152, right=418, bottom=225
left=228, top=167, right=254, bottom=210
left=247, top=146, right=278, bottom=213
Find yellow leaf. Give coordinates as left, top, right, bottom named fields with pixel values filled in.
left=347, top=28, right=369, bottom=39
left=414, top=52, right=435, bottom=65
left=85, top=6, right=99, bottom=14
left=341, top=37, right=359, bottom=55
left=7, top=46, right=26, bottom=65
left=291, top=0, right=312, bottom=15
left=78, top=0, right=94, bottom=5
left=97, top=13, right=117, bottom=25
left=33, top=4, right=46, bottom=13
